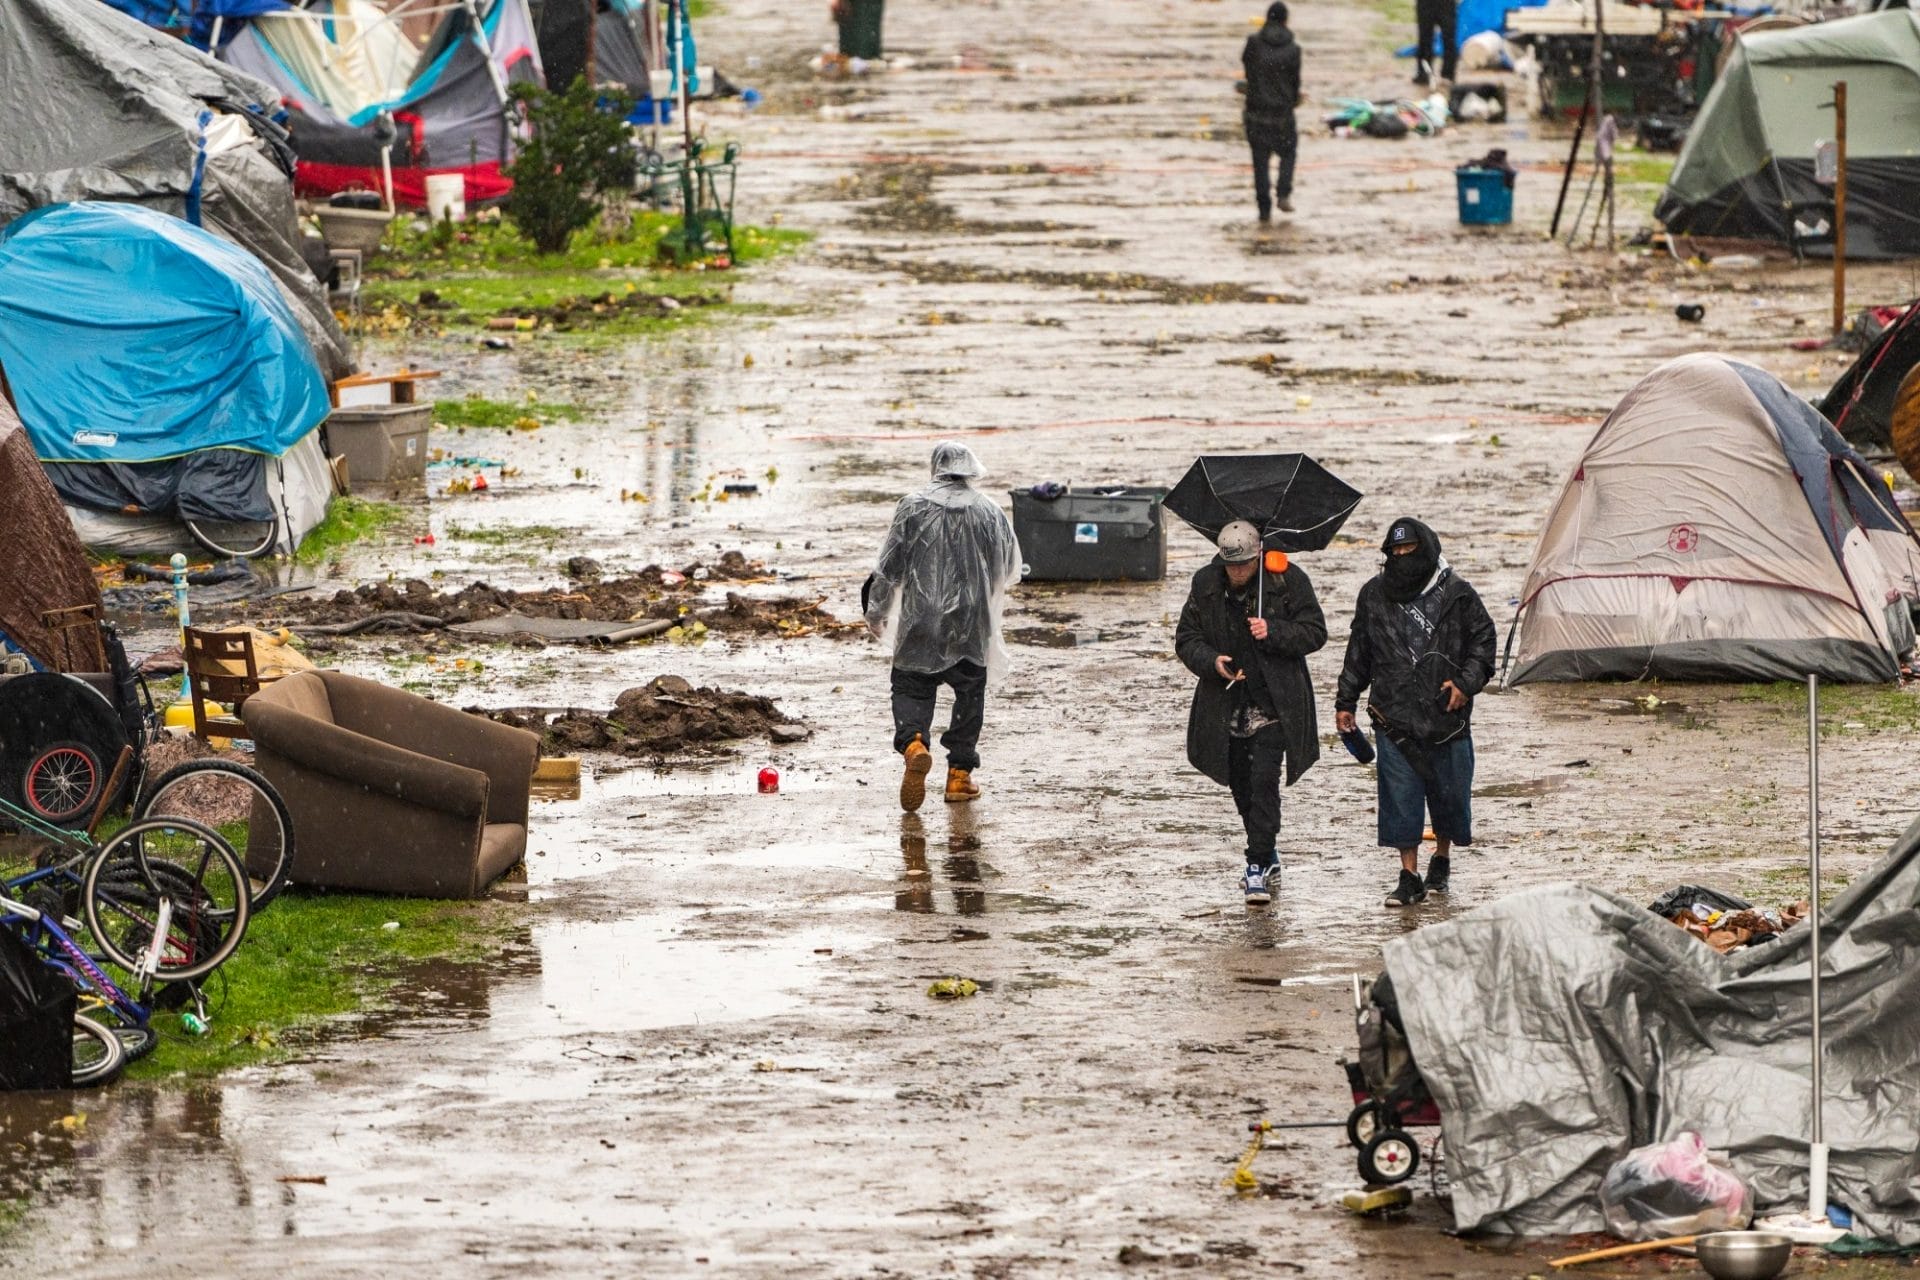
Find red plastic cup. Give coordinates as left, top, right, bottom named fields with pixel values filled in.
left=757, top=767, right=779, bottom=794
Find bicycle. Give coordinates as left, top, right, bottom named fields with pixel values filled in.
left=1, top=888, right=219, bottom=1087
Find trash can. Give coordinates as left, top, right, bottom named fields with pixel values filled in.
left=1456, top=166, right=1514, bottom=226
left=1009, top=486, right=1168, bottom=581
left=837, top=0, right=884, bottom=59
left=324, top=403, right=431, bottom=494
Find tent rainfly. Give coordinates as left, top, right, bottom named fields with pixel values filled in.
left=0, top=0, right=350, bottom=380
left=1508, top=354, right=1920, bottom=685
left=1655, top=9, right=1920, bottom=259
left=220, top=0, right=545, bottom=208
left=0, top=202, right=333, bottom=558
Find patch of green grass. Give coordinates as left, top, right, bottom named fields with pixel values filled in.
left=1733, top=682, right=1920, bottom=735
left=131, top=893, right=517, bottom=1078
left=361, top=215, right=809, bottom=335
left=442, top=521, right=571, bottom=545
left=294, top=496, right=406, bottom=565
left=434, top=395, right=588, bottom=430
left=1613, top=149, right=1677, bottom=189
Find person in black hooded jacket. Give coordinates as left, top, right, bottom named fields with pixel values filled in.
left=1242, top=2, right=1302, bottom=221
left=1334, top=518, right=1496, bottom=908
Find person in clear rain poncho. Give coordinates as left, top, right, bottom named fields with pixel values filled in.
left=864, top=442, right=1021, bottom=812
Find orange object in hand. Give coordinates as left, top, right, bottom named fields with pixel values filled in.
left=1264, top=549, right=1289, bottom=573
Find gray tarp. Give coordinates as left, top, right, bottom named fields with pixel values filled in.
left=0, top=0, right=351, bottom=380
left=1383, top=825, right=1920, bottom=1243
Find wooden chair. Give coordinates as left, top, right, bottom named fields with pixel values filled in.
left=182, top=627, right=277, bottom=742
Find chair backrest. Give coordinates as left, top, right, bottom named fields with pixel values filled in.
left=183, top=627, right=260, bottom=740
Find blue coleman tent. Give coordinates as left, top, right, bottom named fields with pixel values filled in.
left=0, top=202, right=333, bottom=556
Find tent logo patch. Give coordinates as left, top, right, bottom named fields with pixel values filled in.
left=1667, top=524, right=1699, bottom=553
left=72, top=430, right=117, bottom=448
left=1075, top=523, right=1099, bottom=544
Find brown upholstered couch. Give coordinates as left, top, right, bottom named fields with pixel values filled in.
left=241, top=670, right=539, bottom=898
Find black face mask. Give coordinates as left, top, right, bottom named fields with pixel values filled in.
left=1380, top=518, right=1441, bottom=603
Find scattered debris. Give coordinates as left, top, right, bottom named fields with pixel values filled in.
left=926, top=977, right=980, bottom=1000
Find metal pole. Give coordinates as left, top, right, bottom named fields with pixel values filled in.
left=1807, top=671, right=1828, bottom=1220
left=1832, top=81, right=1848, bottom=338
left=172, top=553, right=192, bottom=704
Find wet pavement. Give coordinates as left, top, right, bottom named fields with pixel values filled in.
left=8, top=0, right=1920, bottom=1275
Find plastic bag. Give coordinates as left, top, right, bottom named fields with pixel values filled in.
left=1600, top=1133, right=1753, bottom=1241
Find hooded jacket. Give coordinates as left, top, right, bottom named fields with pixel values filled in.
left=1242, top=18, right=1302, bottom=128
left=1335, top=519, right=1498, bottom=746
left=865, top=442, right=1022, bottom=679
left=1175, top=556, right=1326, bottom=788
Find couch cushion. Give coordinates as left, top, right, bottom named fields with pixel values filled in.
left=476, top=822, right=526, bottom=890
left=247, top=669, right=333, bottom=724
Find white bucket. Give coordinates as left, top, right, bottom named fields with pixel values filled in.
left=424, top=173, right=465, bottom=223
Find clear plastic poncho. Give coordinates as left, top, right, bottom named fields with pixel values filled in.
left=865, top=442, right=1022, bottom=679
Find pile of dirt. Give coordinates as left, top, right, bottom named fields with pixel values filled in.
left=226, top=554, right=862, bottom=639
left=138, top=736, right=256, bottom=829
left=480, top=676, right=809, bottom=758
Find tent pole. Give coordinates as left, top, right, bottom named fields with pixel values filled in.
left=463, top=0, right=514, bottom=110
left=1831, top=81, right=1847, bottom=338
left=1807, top=671, right=1828, bottom=1222
left=209, top=15, right=224, bottom=49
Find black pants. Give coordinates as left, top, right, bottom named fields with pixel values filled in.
left=1227, top=723, right=1285, bottom=867
left=891, top=661, right=986, bottom=770
left=1247, top=117, right=1297, bottom=218
left=1416, top=0, right=1458, bottom=82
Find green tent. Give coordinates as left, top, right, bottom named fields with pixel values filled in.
left=1656, top=9, right=1920, bottom=258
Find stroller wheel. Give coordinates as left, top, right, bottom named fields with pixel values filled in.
left=1359, top=1129, right=1421, bottom=1186
left=1346, top=1101, right=1388, bottom=1149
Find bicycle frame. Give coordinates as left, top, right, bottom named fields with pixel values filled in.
left=0, top=893, right=172, bottom=1039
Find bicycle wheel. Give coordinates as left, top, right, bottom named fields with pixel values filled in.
left=83, top=818, right=249, bottom=983
left=72, top=1013, right=127, bottom=1088
left=22, top=740, right=104, bottom=826
left=185, top=518, right=278, bottom=560
left=134, top=760, right=294, bottom=911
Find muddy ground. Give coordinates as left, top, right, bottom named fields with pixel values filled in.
left=7, top=0, right=1920, bottom=1276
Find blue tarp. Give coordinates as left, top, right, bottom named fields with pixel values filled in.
left=1397, top=0, right=1549, bottom=59
left=95, top=0, right=286, bottom=49
left=0, top=202, right=328, bottom=466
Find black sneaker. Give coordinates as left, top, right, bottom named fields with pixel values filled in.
left=1426, top=855, right=1450, bottom=894
left=1385, top=869, right=1427, bottom=908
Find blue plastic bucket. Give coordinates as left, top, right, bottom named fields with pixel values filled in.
left=1456, top=167, right=1513, bottom=226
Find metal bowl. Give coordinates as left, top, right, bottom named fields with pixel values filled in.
left=1694, top=1231, right=1793, bottom=1280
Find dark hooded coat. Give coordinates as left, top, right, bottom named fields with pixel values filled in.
left=1335, top=519, right=1498, bottom=746
left=1175, top=557, right=1326, bottom=787
left=1242, top=17, right=1302, bottom=128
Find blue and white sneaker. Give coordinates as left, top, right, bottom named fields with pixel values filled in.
left=1241, top=863, right=1273, bottom=906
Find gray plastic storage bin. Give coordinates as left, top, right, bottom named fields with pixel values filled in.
left=325, top=403, right=430, bottom=493
left=1009, top=486, right=1168, bottom=581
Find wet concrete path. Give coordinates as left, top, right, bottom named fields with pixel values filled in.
left=7, top=0, right=1920, bottom=1275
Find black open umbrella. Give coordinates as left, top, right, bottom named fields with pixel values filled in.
left=1165, top=454, right=1363, bottom=608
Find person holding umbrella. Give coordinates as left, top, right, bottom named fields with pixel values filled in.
left=1334, top=518, right=1497, bottom=907
left=1175, top=520, right=1327, bottom=904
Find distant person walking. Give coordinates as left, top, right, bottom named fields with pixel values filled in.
left=865, top=443, right=1021, bottom=813
left=1175, top=520, right=1327, bottom=905
left=1414, top=0, right=1458, bottom=86
left=1335, top=519, right=1496, bottom=907
left=1241, top=1, right=1302, bottom=221
left=832, top=0, right=884, bottom=60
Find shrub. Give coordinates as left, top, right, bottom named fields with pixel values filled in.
left=502, top=77, right=636, bottom=255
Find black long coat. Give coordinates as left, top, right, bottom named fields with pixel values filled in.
left=1175, top=559, right=1327, bottom=788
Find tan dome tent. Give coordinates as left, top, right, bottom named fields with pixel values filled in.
left=1507, top=354, right=1920, bottom=684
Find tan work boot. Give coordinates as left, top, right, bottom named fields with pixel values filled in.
left=943, top=768, right=980, bottom=804
left=899, top=736, right=933, bottom=812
